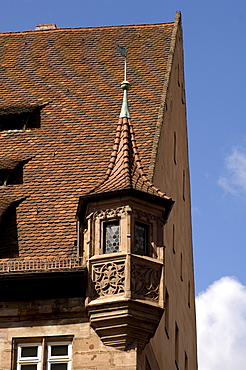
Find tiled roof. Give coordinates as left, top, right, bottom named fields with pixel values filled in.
left=0, top=17, right=178, bottom=259
left=0, top=156, right=31, bottom=170
left=0, top=196, right=25, bottom=216
left=91, top=114, right=171, bottom=199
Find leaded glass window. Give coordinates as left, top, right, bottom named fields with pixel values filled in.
left=104, top=221, right=120, bottom=253
left=135, top=223, right=149, bottom=255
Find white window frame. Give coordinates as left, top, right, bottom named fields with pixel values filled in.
left=47, top=341, right=72, bottom=370
left=16, top=340, right=72, bottom=370
left=17, top=342, right=42, bottom=370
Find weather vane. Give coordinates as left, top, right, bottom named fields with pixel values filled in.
left=116, top=44, right=130, bottom=118
left=116, top=44, right=127, bottom=81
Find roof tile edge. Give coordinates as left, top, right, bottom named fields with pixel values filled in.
left=148, top=11, right=181, bottom=181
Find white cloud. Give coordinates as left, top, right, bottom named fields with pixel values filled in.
left=218, top=148, right=246, bottom=195
left=196, top=276, right=246, bottom=370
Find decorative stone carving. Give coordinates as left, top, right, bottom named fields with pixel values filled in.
left=92, top=260, right=125, bottom=297
left=88, top=300, right=164, bottom=350
left=87, top=253, right=164, bottom=350
left=93, top=206, right=131, bottom=220
left=131, top=263, right=161, bottom=301
left=132, top=208, right=157, bottom=222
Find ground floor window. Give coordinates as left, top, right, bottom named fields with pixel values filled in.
left=15, top=339, right=72, bottom=370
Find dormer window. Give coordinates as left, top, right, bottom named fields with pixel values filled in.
left=0, top=169, right=9, bottom=186
left=0, top=201, right=19, bottom=258
left=0, top=107, right=41, bottom=132
left=104, top=221, right=120, bottom=253
left=0, top=160, right=28, bottom=186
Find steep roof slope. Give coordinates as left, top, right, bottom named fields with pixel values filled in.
left=91, top=116, right=169, bottom=197
left=0, top=19, right=176, bottom=258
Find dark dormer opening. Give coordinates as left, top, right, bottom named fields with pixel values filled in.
left=0, top=202, right=20, bottom=258
left=0, top=169, right=9, bottom=186
left=7, top=161, right=24, bottom=184
left=0, top=107, right=41, bottom=132
left=0, top=159, right=29, bottom=186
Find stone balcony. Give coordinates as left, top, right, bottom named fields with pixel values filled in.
left=87, top=253, right=164, bottom=350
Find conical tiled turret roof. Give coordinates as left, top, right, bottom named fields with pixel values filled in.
left=89, top=81, right=172, bottom=201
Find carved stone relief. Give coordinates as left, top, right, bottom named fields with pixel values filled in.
left=132, top=208, right=157, bottom=222
left=92, top=206, right=131, bottom=220
left=92, top=260, right=125, bottom=297
left=131, top=262, right=161, bottom=301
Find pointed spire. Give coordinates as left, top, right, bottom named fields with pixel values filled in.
left=89, top=81, right=171, bottom=201
left=86, top=45, right=171, bottom=201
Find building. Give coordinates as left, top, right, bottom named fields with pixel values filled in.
left=0, top=11, right=197, bottom=370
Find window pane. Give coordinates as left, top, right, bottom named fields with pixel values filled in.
left=51, top=345, right=68, bottom=356
left=104, top=222, right=120, bottom=253
left=21, top=366, right=37, bottom=370
left=135, top=223, right=148, bottom=255
left=50, top=364, right=67, bottom=370
left=21, top=346, right=38, bottom=357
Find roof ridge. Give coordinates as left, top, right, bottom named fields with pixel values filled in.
left=148, top=11, right=181, bottom=181
left=129, top=119, right=170, bottom=198
left=0, top=22, right=174, bottom=36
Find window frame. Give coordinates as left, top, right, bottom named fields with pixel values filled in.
left=13, top=338, right=72, bottom=370
left=17, top=342, right=42, bottom=370
left=47, top=341, right=72, bottom=370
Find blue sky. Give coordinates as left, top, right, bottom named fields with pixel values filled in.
left=1, top=1, right=246, bottom=368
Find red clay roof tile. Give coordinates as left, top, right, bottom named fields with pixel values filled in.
left=0, top=21, right=175, bottom=259
left=90, top=115, right=171, bottom=199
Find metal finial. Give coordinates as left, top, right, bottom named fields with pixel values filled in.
left=120, top=81, right=131, bottom=118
